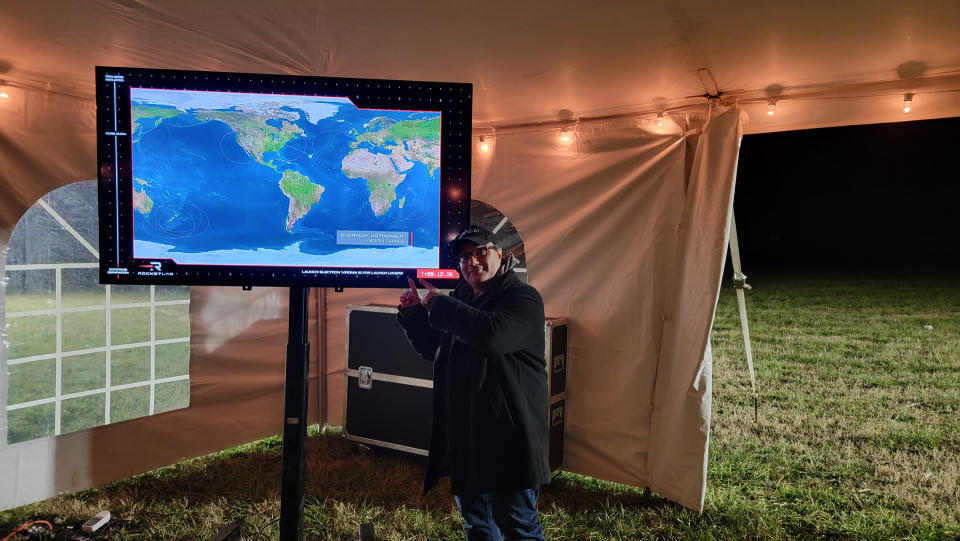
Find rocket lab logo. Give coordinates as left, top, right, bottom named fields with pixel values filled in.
left=552, top=354, right=566, bottom=373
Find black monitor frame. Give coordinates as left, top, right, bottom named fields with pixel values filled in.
left=96, top=66, right=471, bottom=289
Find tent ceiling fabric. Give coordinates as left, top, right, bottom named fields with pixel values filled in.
left=1, top=1, right=959, bottom=135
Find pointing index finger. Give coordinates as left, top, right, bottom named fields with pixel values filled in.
left=418, top=278, right=438, bottom=291
left=407, top=277, right=418, bottom=291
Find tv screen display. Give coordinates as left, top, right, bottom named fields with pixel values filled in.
left=96, top=66, right=471, bottom=288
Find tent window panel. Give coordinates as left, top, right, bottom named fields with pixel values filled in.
left=61, top=309, right=106, bottom=351
left=111, top=307, right=151, bottom=345
left=156, top=380, right=190, bottom=414
left=110, top=386, right=151, bottom=423
left=155, top=304, right=189, bottom=340
left=3, top=181, right=192, bottom=445
left=61, top=394, right=106, bottom=433
left=7, top=359, right=57, bottom=405
left=7, top=403, right=56, bottom=444
left=61, top=352, right=107, bottom=394
left=111, top=347, right=151, bottom=386
left=4, top=269, right=55, bottom=311
left=156, top=342, right=190, bottom=379
left=61, top=267, right=105, bottom=308
left=7, top=314, right=56, bottom=358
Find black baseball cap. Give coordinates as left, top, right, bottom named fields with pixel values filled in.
left=449, top=225, right=498, bottom=255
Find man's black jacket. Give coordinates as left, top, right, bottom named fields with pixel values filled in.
left=398, top=269, right=550, bottom=495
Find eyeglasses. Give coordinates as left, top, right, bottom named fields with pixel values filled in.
left=458, top=245, right=496, bottom=263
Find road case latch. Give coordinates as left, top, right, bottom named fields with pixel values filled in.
left=359, top=366, right=373, bottom=389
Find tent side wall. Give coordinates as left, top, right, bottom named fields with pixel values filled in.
left=2, top=104, right=742, bottom=511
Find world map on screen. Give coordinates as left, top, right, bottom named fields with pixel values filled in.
left=129, top=88, right=441, bottom=268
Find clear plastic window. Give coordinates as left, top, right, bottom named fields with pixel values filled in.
left=3, top=180, right=191, bottom=444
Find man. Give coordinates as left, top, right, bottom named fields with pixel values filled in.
left=397, top=225, right=550, bottom=541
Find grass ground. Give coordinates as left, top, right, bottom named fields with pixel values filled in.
left=5, top=290, right=191, bottom=443
left=1, top=276, right=958, bottom=540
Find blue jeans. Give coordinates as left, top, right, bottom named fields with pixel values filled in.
left=454, top=488, right=545, bottom=541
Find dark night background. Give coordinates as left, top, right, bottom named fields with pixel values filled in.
left=732, top=116, right=960, bottom=276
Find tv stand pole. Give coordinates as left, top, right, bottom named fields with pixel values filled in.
left=280, top=286, right=310, bottom=541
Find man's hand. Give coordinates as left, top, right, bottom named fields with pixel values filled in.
left=400, top=277, right=422, bottom=308
left=418, top=278, right=440, bottom=309
left=399, top=277, right=443, bottom=310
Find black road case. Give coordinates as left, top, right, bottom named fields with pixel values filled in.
left=345, top=304, right=568, bottom=473
left=544, top=318, right=567, bottom=474
left=344, top=304, right=433, bottom=455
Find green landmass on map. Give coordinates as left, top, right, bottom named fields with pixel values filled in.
left=195, top=109, right=305, bottom=171
left=352, top=116, right=440, bottom=175
left=398, top=196, right=406, bottom=209
left=132, top=105, right=182, bottom=124
left=278, top=170, right=325, bottom=232
left=133, top=186, right=154, bottom=215
left=340, top=116, right=441, bottom=215
left=341, top=148, right=411, bottom=217
left=354, top=117, right=440, bottom=147
left=388, top=117, right=441, bottom=142
left=365, top=177, right=400, bottom=216
left=131, top=105, right=182, bottom=141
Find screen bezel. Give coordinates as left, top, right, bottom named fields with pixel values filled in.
left=96, top=66, right=471, bottom=289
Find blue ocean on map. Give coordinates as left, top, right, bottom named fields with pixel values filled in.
left=130, top=89, right=441, bottom=268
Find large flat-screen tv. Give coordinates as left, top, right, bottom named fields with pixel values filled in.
left=96, top=66, right=471, bottom=288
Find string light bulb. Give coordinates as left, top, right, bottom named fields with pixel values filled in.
left=903, top=93, right=913, bottom=113
left=479, top=136, right=489, bottom=152
left=655, top=111, right=665, bottom=127
left=0, top=79, right=8, bottom=99
left=559, top=128, right=572, bottom=143
left=767, top=101, right=777, bottom=117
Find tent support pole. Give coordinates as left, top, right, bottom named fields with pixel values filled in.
left=280, top=286, right=310, bottom=541
left=729, top=213, right=759, bottom=422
